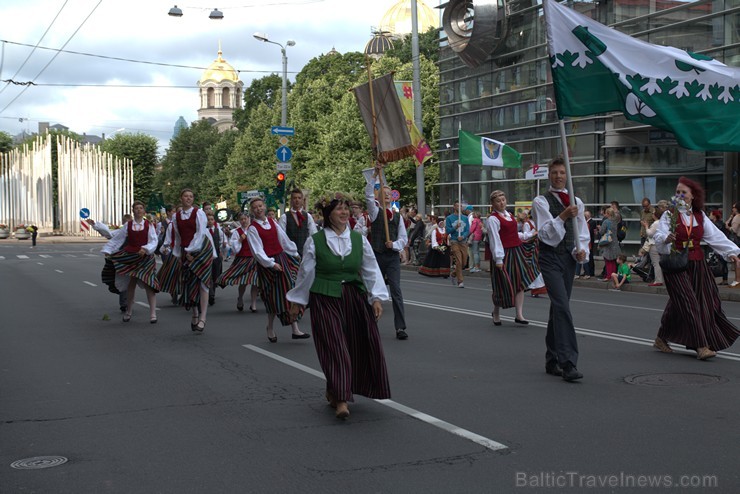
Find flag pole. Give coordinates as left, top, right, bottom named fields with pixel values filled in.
left=458, top=123, right=462, bottom=236
left=365, top=55, right=391, bottom=243
left=557, top=119, right=582, bottom=253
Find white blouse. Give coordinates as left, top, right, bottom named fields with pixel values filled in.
left=532, top=188, right=591, bottom=259
left=486, top=210, right=525, bottom=264
left=230, top=227, right=249, bottom=255
left=163, top=207, right=216, bottom=258
left=101, top=218, right=158, bottom=255
left=246, top=217, right=298, bottom=269
left=430, top=226, right=446, bottom=249
left=654, top=210, right=740, bottom=260
left=286, top=227, right=389, bottom=306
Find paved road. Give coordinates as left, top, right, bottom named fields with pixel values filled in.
left=2, top=242, right=739, bottom=493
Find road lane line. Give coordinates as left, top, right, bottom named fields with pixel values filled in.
left=0, top=256, right=5, bottom=260
left=83, top=281, right=97, bottom=287
left=243, top=344, right=508, bottom=452
left=39, top=254, right=52, bottom=258
left=63, top=254, right=77, bottom=258
left=55, top=269, right=63, bottom=273
left=85, top=254, right=98, bottom=257
left=37, top=262, right=43, bottom=265
left=135, top=301, right=160, bottom=311
left=17, top=255, right=29, bottom=259
left=404, top=299, right=740, bottom=362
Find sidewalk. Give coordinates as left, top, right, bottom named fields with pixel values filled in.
left=0, top=233, right=107, bottom=245
left=403, top=256, right=740, bottom=303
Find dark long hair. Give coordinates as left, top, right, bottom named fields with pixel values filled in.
left=677, top=176, right=705, bottom=214
left=317, top=196, right=351, bottom=230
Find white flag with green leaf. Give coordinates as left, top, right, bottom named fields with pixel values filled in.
left=544, top=0, right=740, bottom=152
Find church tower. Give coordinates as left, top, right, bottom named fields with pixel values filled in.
left=197, top=44, right=244, bottom=131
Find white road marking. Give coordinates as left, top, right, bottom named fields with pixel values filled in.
left=243, top=344, right=508, bottom=452
left=37, top=262, right=43, bottom=265
left=39, top=254, right=52, bottom=258
left=0, top=256, right=5, bottom=260
left=85, top=254, right=98, bottom=257
left=54, top=269, right=63, bottom=273
left=16, top=255, right=29, bottom=259
left=135, top=301, right=160, bottom=311
left=404, top=299, right=740, bottom=362
left=62, top=254, right=77, bottom=258
left=83, top=281, right=97, bottom=287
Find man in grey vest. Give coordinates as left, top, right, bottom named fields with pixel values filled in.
left=279, top=188, right=317, bottom=257
left=364, top=167, right=409, bottom=340
left=532, top=158, right=590, bottom=382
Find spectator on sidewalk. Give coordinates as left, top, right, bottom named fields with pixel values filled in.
left=599, top=208, right=620, bottom=281
left=639, top=198, right=655, bottom=248
left=446, top=201, right=470, bottom=288
left=643, top=200, right=669, bottom=287
left=468, top=211, right=484, bottom=273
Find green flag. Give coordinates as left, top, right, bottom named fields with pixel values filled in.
left=458, top=130, right=522, bottom=168
left=544, top=0, right=740, bottom=152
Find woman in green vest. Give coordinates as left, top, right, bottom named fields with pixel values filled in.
left=287, top=193, right=391, bottom=419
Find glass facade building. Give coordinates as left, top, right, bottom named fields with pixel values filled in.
left=437, top=0, right=739, bottom=247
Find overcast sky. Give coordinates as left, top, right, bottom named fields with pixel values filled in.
left=0, top=0, right=414, bottom=152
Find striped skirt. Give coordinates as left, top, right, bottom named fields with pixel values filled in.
left=256, top=251, right=302, bottom=326
left=309, top=285, right=391, bottom=402
left=101, top=258, right=119, bottom=294
left=156, top=253, right=181, bottom=295
left=658, top=259, right=739, bottom=351
left=490, top=243, right=540, bottom=308
left=217, top=255, right=258, bottom=288
left=181, top=238, right=213, bottom=308
left=108, top=250, right=160, bottom=292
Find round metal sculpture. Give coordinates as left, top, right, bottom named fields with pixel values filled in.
left=442, top=0, right=509, bottom=68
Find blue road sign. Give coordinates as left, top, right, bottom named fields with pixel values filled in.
left=271, top=126, right=295, bottom=136
left=79, top=208, right=90, bottom=219
left=276, top=146, right=293, bottom=162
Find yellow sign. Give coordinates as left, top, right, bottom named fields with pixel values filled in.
left=278, top=136, right=289, bottom=145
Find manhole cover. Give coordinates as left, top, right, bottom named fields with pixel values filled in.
left=10, top=456, right=68, bottom=470
left=625, top=373, right=726, bottom=386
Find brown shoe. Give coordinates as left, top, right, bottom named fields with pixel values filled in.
left=696, top=347, right=717, bottom=360
left=653, top=337, right=673, bottom=353
left=325, top=390, right=337, bottom=409
left=335, top=402, right=350, bottom=419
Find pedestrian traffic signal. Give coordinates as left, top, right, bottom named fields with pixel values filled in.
left=275, top=172, right=286, bottom=200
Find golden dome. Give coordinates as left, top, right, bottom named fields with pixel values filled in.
left=200, top=47, right=239, bottom=84
left=378, top=0, right=439, bottom=37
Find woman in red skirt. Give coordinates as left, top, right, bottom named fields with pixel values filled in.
left=102, top=200, right=160, bottom=323
left=287, top=194, right=390, bottom=419
left=653, top=177, right=739, bottom=359
left=486, top=190, right=540, bottom=326
left=217, top=212, right=259, bottom=312
left=246, top=197, right=309, bottom=342
left=162, top=189, right=216, bottom=332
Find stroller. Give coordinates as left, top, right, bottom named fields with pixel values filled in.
left=630, top=251, right=654, bottom=282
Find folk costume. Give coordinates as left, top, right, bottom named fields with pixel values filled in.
left=101, top=218, right=160, bottom=294
left=654, top=209, right=740, bottom=355
left=286, top=227, right=391, bottom=405
left=520, top=219, right=547, bottom=296
left=207, top=222, right=227, bottom=305
left=247, top=216, right=303, bottom=326
left=418, top=223, right=450, bottom=278
left=163, top=206, right=216, bottom=310
left=156, top=221, right=181, bottom=302
left=217, top=226, right=260, bottom=312
left=487, top=210, right=540, bottom=308
left=278, top=208, right=318, bottom=257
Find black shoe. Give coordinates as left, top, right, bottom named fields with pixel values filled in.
left=396, top=329, right=408, bottom=340
left=291, top=333, right=310, bottom=339
left=545, top=362, right=563, bottom=376
left=208, top=298, right=215, bottom=306
left=514, top=318, right=529, bottom=325
left=120, top=306, right=127, bottom=312
left=561, top=362, right=583, bottom=382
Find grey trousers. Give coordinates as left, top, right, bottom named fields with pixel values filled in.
left=374, top=250, right=406, bottom=331
left=539, top=247, right=579, bottom=367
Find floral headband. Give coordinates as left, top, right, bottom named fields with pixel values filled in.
left=315, top=192, right=353, bottom=211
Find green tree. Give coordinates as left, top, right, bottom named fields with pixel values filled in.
left=232, top=73, right=286, bottom=130
left=383, top=27, right=440, bottom=64
left=155, top=120, right=222, bottom=205
left=201, top=130, right=238, bottom=204
left=0, top=131, right=12, bottom=154
left=101, top=133, right=159, bottom=204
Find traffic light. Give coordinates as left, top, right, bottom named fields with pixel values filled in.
left=275, top=172, right=286, bottom=201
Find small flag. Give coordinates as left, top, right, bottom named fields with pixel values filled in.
left=543, top=0, right=740, bottom=152
left=458, top=130, right=522, bottom=168
left=395, top=81, right=433, bottom=167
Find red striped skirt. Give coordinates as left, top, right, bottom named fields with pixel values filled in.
left=156, top=253, right=181, bottom=295
left=658, top=259, right=739, bottom=351
left=181, top=237, right=213, bottom=308
left=309, top=285, right=391, bottom=402
left=109, top=250, right=160, bottom=292
left=490, top=243, right=540, bottom=308
left=256, top=252, right=302, bottom=326
left=217, top=255, right=258, bottom=288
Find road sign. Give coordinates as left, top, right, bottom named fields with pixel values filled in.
left=271, top=126, right=295, bottom=136
left=278, top=136, right=289, bottom=145
left=79, top=208, right=90, bottom=219
left=276, top=162, right=292, bottom=171
left=525, top=164, right=548, bottom=180
left=390, top=189, right=400, bottom=201
left=276, top=146, right=293, bottom=162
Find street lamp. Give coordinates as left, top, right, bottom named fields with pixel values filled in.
left=253, top=32, right=295, bottom=127
left=167, top=5, right=223, bottom=19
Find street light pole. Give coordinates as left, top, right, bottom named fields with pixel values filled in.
left=253, top=33, right=295, bottom=127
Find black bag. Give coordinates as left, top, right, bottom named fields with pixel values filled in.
left=659, top=249, right=689, bottom=274
left=617, top=221, right=628, bottom=242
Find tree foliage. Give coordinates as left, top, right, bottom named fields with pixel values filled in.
left=0, top=131, right=13, bottom=154
left=101, top=133, right=159, bottom=204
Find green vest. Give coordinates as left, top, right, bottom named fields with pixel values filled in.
left=310, top=229, right=366, bottom=298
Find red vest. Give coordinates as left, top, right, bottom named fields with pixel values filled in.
left=236, top=227, right=253, bottom=257
left=177, top=207, right=198, bottom=248
left=251, top=217, right=283, bottom=257
left=675, top=211, right=704, bottom=261
left=495, top=212, right=522, bottom=248
left=435, top=229, right=448, bottom=246
left=124, top=220, right=149, bottom=253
